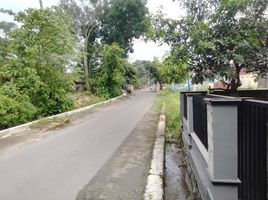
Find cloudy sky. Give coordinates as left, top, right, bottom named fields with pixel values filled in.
left=0, top=0, right=185, bottom=61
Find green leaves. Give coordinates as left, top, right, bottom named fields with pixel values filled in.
left=10, top=7, right=78, bottom=71
left=153, top=0, right=268, bottom=90
left=100, top=0, right=150, bottom=54
left=0, top=7, right=79, bottom=128
left=0, top=94, right=36, bottom=129
left=94, top=43, right=126, bottom=98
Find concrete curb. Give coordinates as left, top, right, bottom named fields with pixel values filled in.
left=0, top=95, right=124, bottom=139
left=144, top=104, right=166, bottom=200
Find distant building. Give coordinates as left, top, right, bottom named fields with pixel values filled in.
left=239, top=70, right=258, bottom=89
left=193, top=70, right=260, bottom=91
left=213, top=70, right=258, bottom=89
left=257, top=74, right=268, bottom=88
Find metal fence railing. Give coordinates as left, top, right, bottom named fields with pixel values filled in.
left=192, top=94, right=208, bottom=149
left=238, top=99, right=268, bottom=200
left=181, top=90, right=268, bottom=199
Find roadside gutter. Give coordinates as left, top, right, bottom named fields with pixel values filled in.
left=144, top=104, right=166, bottom=200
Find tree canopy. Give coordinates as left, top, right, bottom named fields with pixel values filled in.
left=152, top=0, right=268, bottom=90
left=0, top=7, right=78, bottom=128
left=94, top=43, right=126, bottom=98
left=100, top=0, right=150, bottom=54
left=59, top=0, right=150, bottom=89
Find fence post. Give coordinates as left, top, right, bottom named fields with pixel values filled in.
left=187, top=94, right=194, bottom=134
left=206, top=98, right=241, bottom=200
left=186, top=93, right=203, bottom=149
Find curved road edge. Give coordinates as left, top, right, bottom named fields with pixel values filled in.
left=0, top=94, right=124, bottom=139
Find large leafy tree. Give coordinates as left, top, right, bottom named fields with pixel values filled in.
left=10, top=7, right=77, bottom=71
left=153, top=0, right=268, bottom=90
left=94, top=43, right=126, bottom=98
left=159, top=59, right=188, bottom=84
left=100, top=0, right=150, bottom=55
left=124, top=63, right=138, bottom=85
left=1, top=7, right=78, bottom=117
left=59, top=0, right=106, bottom=89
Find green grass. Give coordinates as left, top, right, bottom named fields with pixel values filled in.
left=29, top=93, right=105, bottom=130
left=155, top=89, right=181, bottom=143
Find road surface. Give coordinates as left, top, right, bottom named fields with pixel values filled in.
left=0, top=91, right=156, bottom=200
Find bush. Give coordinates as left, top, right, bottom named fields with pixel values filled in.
left=93, top=44, right=125, bottom=99
left=0, top=94, right=36, bottom=129
left=30, top=68, right=74, bottom=116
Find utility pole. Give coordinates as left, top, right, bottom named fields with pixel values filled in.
left=39, top=0, right=43, bottom=9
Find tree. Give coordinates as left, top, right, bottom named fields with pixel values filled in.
left=10, top=7, right=78, bottom=71
left=59, top=0, right=106, bottom=89
left=131, top=60, right=162, bottom=85
left=1, top=7, right=78, bottom=117
left=152, top=0, right=268, bottom=90
left=124, top=63, right=138, bottom=87
left=95, top=43, right=126, bottom=98
left=159, top=59, right=188, bottom=84
left=100, top=0, right=150, bottom=55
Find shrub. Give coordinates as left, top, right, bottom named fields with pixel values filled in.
left=0, top=94, right=36, bottom=129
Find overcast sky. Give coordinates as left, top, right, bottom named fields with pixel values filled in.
left=0, top=0, right=185, bottom=61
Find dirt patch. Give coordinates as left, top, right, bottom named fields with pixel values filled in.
left=72, top=93, right=104, bottom=109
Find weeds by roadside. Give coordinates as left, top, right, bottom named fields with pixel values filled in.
left=29, top=117, right=70, bottom=130
left=29, top=92, right=104, bottom=131
left=154, top=89, right=181, bottom=143
left=73, top=92, right=105, bottom=109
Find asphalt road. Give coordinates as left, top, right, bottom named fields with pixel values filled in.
left=0, top=91, right=156, bottom=200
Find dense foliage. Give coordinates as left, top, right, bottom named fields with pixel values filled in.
left=101, top=0, right=150, bottom=54
left=0, top=7, right=78, bottom=128
left=152, top=0, right=268, bottom=90
left=94, top=43, right=126, bottom=98
left=59, top=0, right=150, bottom=90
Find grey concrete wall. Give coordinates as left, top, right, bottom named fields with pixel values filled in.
left=181, top=96, right=240, bottom=200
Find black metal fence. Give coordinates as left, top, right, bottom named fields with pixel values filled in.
left=238, top=99, right=268, bottom=200
left=181, top=90, right=268, bottom=199
left=192, top=94, right=208, bottom=149
left=180, top=92, right=188, bottom=120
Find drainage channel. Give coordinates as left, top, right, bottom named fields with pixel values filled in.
left=164, top=143, right=194, bottom=200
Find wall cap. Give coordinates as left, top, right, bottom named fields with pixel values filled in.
left=204, top=98, right=241, bottom=105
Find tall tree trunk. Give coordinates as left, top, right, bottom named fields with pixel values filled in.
left=83, top=24, right=98, bottom=91
left=39, top=0, right=43, bottom=9
left=228, top=65, right=242, bottom=92
left=83, top=42, right=89, bottom=90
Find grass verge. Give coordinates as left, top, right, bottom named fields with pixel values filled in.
left=73, top=92, right=105, bottom=109
left=29, top=117, right=70, bottom=130
left=154, top=89, right=181, bottom=143
left=30, top=92, right=104, bottom=130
